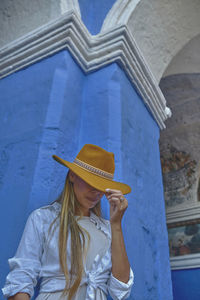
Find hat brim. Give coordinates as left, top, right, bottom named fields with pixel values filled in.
left=52, top=155, right=131, bottom=195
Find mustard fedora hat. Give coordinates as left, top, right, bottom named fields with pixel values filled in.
left=52, top=144, right=131, bottom=195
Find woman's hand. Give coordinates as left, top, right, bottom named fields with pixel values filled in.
left=105, top=189, right=128, bottom=226
left=105, top=188, right=130, bottom=283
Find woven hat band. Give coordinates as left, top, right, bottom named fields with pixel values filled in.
left=73, top=158, right=114, bottom=180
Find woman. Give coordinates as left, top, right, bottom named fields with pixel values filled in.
left=3, top=144, right=134, bottom=299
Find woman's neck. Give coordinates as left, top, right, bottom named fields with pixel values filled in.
left=75, top=208, right=90, bottom=217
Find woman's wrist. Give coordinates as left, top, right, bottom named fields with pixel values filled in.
left=110, top=221, right=122, bottom=231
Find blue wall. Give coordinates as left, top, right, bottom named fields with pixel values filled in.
left=0, top=50, right=85, bottom=298
left=78, top=0, right=116, bottom=35
left=0, top=48, right=172, bottom=299
left=172, top=269, right=200, bottom=300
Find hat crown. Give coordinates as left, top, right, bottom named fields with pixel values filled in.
left=76, top=144, right=115, bottom=175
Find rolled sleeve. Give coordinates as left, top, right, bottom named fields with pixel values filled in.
left=108, top=267, right=134, bottom=300
left=2, top=210, right=43, bottom=298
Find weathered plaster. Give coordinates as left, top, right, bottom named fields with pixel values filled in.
left=102, top=0, right=200, bottom=82
left=164, top=34, right=200, bottom=77
left=159, top=74, right=200, bottom=210
left=127, top=0, right=200, bottom=82
left=161, top=146, right=197, bottom=208
left=0, top=0, right=80, bottom=48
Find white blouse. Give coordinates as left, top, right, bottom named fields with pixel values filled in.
left=2, top=202, right=134, bottom=299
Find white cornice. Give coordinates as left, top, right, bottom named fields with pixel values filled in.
left=0, top=11, right=171, bottom=129
left=166, top=202, right=200, bottom=224
left=60, top=0, right=81, bottom=16
left=170, top=253, right=200, bottom=270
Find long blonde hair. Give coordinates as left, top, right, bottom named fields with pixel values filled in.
left=56, top=171, right=101, bottom=299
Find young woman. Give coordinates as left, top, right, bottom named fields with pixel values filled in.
left=3, top=144, right=134, bottom=300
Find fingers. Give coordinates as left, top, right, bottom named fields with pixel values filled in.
left=105, top=188, right=122, bottom=194
left=105, top=189, right=125, bottom=200
left=105, top=188, right=123, bottom=199
left=105, top=189, right=128, bottom=210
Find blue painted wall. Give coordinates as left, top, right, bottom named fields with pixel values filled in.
left=78, top=0, right=116, bottom=35
left=172, top=269, right=200, bottom=300
left=79, top=64, right=173, bottom=299
left=0, top=48, right=172, bottom=299
left=0, top=50, right=85, bottom=299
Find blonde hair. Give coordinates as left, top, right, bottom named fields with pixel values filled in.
left=56, top=171, right=101, bottom=299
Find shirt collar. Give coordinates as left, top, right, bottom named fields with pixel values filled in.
left=52, top=201, right=111, bottom=240
left=90, top=211, right=111, bottom=240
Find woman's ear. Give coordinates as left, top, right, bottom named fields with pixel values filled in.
left=69, top=170, right=76, bottom=183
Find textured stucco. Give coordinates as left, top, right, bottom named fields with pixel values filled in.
left=127, top=0, right=200, bottom=82
left=0, top=0, right=67, bottom=47
left=164, top=34, right=200, bottom=77
left=159, top=73, right=200, bottom=210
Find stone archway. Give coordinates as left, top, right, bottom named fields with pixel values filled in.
left=102, top=0, right=200, bottom=82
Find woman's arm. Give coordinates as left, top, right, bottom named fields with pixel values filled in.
left=8, top=293, right=30, bottom=300
left=105, top=189, right=130, bottom=283
left=110, top=221, right=130, bottom=283
left=2, top=210, right=43, bottom=299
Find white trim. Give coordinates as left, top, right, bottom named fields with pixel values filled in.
left=170, top=253, right=200, bottom=270
left=60, top=0, right=81, bottom=17
left=101, top=0, right=141, bottom=33
left=166, top=202, right=200, bottom=224
left=0, top=11, right=170, bottom=129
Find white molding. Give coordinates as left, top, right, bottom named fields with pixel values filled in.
left=60, top=0, right=81, bottom=17
left=101, top=0, right=141, bottom=33
left=170, top=253, right=200, bottom=270
left=0, top=11, right=170, bottom=129
left=166, top=202, right=200, bottom=224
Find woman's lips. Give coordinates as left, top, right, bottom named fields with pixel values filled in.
left=87, top=196, right=99, bottom=202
